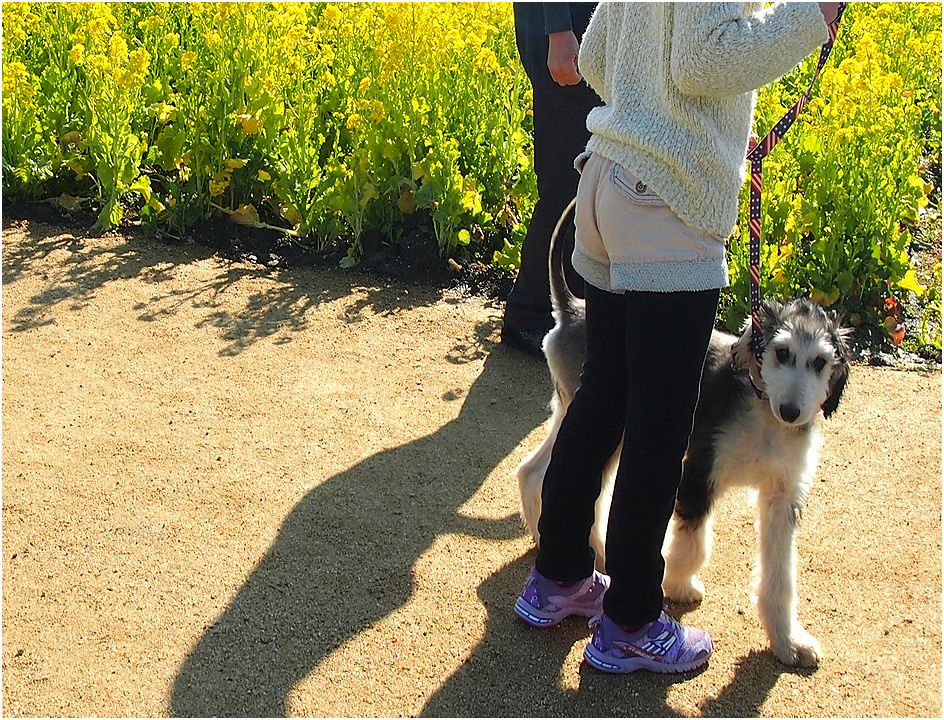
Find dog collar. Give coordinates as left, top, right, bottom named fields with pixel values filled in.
left=731, top=352, right=768, bottom=400
left=748, top=373, right=767, bottom=400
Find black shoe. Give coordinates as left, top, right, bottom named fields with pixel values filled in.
left=500, top=325, right=547, bottom=359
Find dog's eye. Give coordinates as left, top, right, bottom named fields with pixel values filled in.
left=775, top=348, right=790, bottom=364
left=812, top=357, right=827, bottom=373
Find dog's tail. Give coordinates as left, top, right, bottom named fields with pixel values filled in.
left=548, top=197, right=579, bottom=319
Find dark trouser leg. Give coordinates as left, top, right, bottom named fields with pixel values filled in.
left=504, top=24, right=599, bottom=331
left=602, top=289, right=720, bottom=628
left=535, top=284, right=628, bottom=581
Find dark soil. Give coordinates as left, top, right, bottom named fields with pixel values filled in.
left=3, top=201, right=938, bottom=368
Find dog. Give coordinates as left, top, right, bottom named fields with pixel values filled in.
left=517, top=199, right=851, bottom=667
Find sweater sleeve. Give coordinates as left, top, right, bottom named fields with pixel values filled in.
left=577, top=3, right=607, bottom=101
left=670, top=2, right=829, bottom=97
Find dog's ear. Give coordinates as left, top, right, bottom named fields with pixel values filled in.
left=760, top=300, right=785, bottom=334
left=822, top=315, right=852, bottom=419
left=731, top=301, right=783, bottom=369
left=731, top=317, right=754, bottom=368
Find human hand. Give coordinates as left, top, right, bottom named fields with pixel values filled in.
left=547, top=30, right=581, bottom=86
left=817, top=2, right=843, bottom=24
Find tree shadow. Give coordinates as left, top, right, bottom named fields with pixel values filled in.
left=2, top=218, right=447, bottom=355
left=168, top=346, right=550, bottom=717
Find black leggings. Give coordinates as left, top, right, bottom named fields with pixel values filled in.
left=535, top=283, right=719, bottom=627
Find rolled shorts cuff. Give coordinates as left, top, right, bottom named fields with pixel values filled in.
left=611, top=257, right=729, bottom=293
left=573, top=247, right=729, bottom=293
left=572, top=248, right=622, bottom=294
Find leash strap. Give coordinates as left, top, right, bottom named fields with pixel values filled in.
left=746, top=5, right=847, bottom=378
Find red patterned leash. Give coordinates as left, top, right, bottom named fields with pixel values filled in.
left=746, top=4, right=847, bottom=396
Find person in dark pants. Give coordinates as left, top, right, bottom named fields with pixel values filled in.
left=501, top=3, right=601, bottom=358
left=512, top=2, right=840, bottom=675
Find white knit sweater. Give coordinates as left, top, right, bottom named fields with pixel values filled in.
left=578, top=2, right=829, bottom=240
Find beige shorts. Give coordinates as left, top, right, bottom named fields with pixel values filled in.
left=572, top=152, right=729, bottom=293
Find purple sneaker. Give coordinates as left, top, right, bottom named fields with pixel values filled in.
left=514, top=567, right=609, bottom=628
left=584, top=612, right=713, bottom=674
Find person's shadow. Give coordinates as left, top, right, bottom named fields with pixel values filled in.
left=169, top=324, right=803, bottom=717
left=169, top=341, right=549, bottom=717
left=421, top=553, right=804, bottom=717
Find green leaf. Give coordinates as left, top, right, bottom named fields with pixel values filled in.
left=897, top=269, right=927, bottom=297
left=142, top=79, right=164, bottom=105
left=836, top=270, right=854, bottom=293
left=96, top=197, right=123, bottom=231
left=96, top=160, right=115, bottom=194
left=129, top=175, right=151, bottom=203
left=414, top=182, right=437, bottom=209
left=155, top=125, right=186, bottom=172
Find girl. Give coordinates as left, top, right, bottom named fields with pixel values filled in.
left=514, top=1, right=842, bottom=674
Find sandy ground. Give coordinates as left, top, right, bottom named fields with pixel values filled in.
left=2, top=218, right=941, bottom=718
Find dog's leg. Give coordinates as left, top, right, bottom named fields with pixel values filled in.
left=516, top=398, right=566, bottom=544
left=588, top=442, right=620, bottom=573
left=663, top=451, right=715, bottom=603
left=663, top=513, right=713, bottom=603
left=754, top=486, right=821, bottom=667
left=516, top=436, right=553, bottom=545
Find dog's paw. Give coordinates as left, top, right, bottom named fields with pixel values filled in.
left=772, top=628, right=821, bottom=668
left=663, top=576, right=705, bottom=604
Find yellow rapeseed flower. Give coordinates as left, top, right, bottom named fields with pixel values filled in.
left=87, top=6, right=117, bottom=41
left=236, top=112, right=264, bottom=135
left=2, top=61, right=35, bottom=108
left=346, top=112, right=365, bottom=133
left=322, top=5, right=341, bottom=27
left=2, top=3, right=35, bottom=47
left=109, top=34, right=129, bottom=65
left=368, top=100, right=385, bottom=122
left=209, top=178, right=229, bottom=197
left=138, top=15, right=164, bottom=32
left=181, top=51, right=198, bottom=71
left=128, top=47, right=151, bottom=79
left=85, top=53, right=111, bottom=75
left=70, top=43, right=86, bottom=66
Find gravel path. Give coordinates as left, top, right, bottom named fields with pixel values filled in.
left=3, top=219, right=941, bottom=717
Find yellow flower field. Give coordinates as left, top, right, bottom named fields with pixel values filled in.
left=1, top=2, right=940, bottom=351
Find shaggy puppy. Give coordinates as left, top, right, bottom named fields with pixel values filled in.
left=517, top=201, right=850, bottom=667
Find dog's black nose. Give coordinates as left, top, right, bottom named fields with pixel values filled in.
left=780, top=404, right=801, bottom=423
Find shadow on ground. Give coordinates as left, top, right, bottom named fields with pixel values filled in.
left=6, top=218, right=812, bottom=715
left=168, top=335, right=805, bottom=716
left=420, top=554, right=807, bottom=717
left=169, top=347, right=547, bottom=716
left=2, top=219, right=445, bottom=356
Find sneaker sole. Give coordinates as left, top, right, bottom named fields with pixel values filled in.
left=514, top=597, right=600, bottom=629
left=583, top=643, right=710, bottom=674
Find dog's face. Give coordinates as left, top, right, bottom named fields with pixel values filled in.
left=734, top=299, right=851, bottom=426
